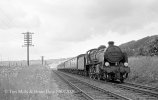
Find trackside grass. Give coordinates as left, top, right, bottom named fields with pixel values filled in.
left=0, top=64, right=61, bottom=100
left=127, top=56, right=158, bottom=87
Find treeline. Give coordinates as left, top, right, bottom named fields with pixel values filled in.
left=120, top=36, right=158, bottom=57
left=138, top=39, right=158, bottom=56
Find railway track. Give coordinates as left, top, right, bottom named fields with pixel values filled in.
left=86, top=75, right=158, bottom=99
left=124, top=82, right=158, bottom=92
left=94, top=79, right=158, bottom=99
left=57, top=71, right=158, bottom=99
left=113, top=82, right=158, bottom=98
left=54, top=70, right=131, bottom=100
left=90, top=78, right=158, bottom=99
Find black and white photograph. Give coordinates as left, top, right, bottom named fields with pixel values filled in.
left=0, top=0, right=158, bottom=100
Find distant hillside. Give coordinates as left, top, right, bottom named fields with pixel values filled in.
left=119, top=35, right=158, bottom=56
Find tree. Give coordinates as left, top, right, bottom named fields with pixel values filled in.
left=138, top=47, right=145, bottom=56
left=148, top=39, right=158, bottom=56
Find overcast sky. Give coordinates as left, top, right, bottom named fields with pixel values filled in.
left=0, top=0, right=158, bottom=60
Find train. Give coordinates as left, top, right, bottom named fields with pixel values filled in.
left=57, top=41, right=130, bottom=83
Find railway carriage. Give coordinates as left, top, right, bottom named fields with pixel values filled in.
left=58, top=54, right=86, bottom=74
left=57, top=62, right=65, bottom=71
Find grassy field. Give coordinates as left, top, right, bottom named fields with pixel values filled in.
left=0, top=64, right=61, bottom=100
left=127, top=56, right=158, bottom=87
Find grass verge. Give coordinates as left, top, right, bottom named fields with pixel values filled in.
left=127, top=56, right=158, bottom=87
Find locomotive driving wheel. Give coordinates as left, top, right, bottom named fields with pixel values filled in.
left=89, top=73, right=96, bottom=79
left=89, top=66, right=95, bottom=79
left=120, top=78, right=124, bottom=83
left=89, top=73, right=93, bottom=79
left=89, top=70, right=94, bottom=79
left=120, top=73, right=125, bottom=83
left=96, top=74, right=101, bottom=80
left=102, top=73, right=107, bottom=80
left=111, top=74, right=115, bottom=82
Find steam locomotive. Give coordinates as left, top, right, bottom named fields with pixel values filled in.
left=57, top=41, right=130, bottom=83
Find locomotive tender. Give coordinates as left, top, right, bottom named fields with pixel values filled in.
left=57, top=41, right=130, bottom=83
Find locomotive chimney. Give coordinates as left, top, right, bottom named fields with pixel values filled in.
left=108, top=41, right=114, bottom=46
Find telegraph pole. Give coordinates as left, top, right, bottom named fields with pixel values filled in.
left=22, top=32, right=34, bottom=66
left=41, top=56, right=44, bottom=65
